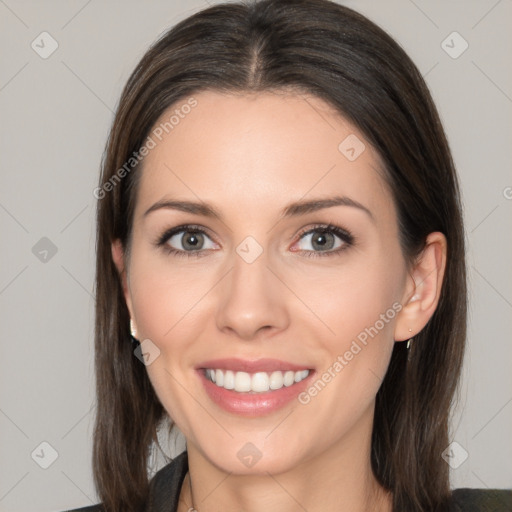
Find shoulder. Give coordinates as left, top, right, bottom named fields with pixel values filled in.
left=58, top=506, right=104, bottom=512
left=450, top=488, right=512, bottom=511
left=59, top=452, right=188, bottom=512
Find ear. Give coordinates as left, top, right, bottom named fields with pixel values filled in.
left=394, top=232, right=447, bottom=342
left=111, top=239, right=135, bottom=321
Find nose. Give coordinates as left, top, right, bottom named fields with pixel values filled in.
left=215, top=248, right=289, bottom=341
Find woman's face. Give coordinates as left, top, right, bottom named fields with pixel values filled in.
left=115, top=90, right=415, bottom=474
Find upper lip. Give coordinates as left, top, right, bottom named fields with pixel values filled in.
left=197, top=358, right=311, bottom=373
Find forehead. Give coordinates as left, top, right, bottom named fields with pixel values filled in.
left=134, top=90, right=393, bottom=222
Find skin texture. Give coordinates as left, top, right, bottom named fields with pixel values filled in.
left=112, top=91, right=447, bottom=512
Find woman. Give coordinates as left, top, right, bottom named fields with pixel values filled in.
left=66, top=0, right=511, bottom=510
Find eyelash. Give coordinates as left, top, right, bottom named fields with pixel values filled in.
left=155, top=223, right=355, bottom=259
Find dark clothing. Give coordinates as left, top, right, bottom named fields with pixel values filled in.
left=63, top=451, right=512, bottom=511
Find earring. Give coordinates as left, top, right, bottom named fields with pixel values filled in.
left=130, top=319, right=139, bottom=345
left=406, top=328, right=412, bottom=350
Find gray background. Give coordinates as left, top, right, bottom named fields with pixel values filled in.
left=0, top=0, right=511, bottom=510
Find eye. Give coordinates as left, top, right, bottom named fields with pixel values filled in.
left=156, top=224, right=218, bottom=257
left=155, top=223, right=354, bottom=259
left=292, top=224, right=354, bottom=257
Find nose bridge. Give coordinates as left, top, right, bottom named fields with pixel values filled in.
left=215, top=239, right=288, bottom=339
left=230, top=243, right=268, bottom=295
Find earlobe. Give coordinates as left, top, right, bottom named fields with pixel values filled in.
left=394, top=232, right=447, bottom=342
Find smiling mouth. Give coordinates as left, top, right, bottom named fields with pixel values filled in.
left=204, top=368, right=310, bottom=393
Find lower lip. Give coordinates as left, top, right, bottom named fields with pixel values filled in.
left=198, top=370, right=314, bottom=416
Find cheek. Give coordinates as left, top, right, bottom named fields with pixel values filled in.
left=296, top=280, right=401, bottom=445
left=129, top=253, right=213, bottom=343
left=302, top=254, right=403, bottom=345
left=127, top=251, right=220, bottom=412
left=300, top=252, right=404, bottom=406
left=128, top=258, right=210, bottom=430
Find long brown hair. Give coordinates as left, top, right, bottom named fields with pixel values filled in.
left=93, top=1, right=467, bottom=510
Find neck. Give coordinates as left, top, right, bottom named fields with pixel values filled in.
left=177, top=410, right=392, bottom=512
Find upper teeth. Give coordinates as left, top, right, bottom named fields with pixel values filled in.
left=206, top=369, right=310, bottom=393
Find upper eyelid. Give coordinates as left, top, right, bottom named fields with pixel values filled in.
left=160, top=224, right=216, bottom=240
left=296, top=224, right=350, bottom=237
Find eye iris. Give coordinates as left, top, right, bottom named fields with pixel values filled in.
left=311, top=231, right=334, bottom=251
left=182, top=231, right=203, bottom=250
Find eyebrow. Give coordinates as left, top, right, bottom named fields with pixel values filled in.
left=143, top=195, right=374, bottom=222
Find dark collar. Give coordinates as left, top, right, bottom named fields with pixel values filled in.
left=145, top=451, right=189, bottom=512
left=143, top=452, right=512, bottom=512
